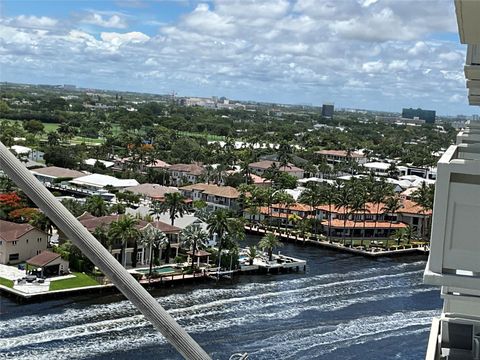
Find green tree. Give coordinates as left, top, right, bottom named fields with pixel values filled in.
left=258, top=233, right=283, bottom=261
left=180, top=224, right=209, bottom=270
left=85, top=195, right=109, bottom=217
left=141, top=225, right=168, bottom=280
left=158, top=192, right=189, bottom=263
left=108, top=215, right=140, bottom=267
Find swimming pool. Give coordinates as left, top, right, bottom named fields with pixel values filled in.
left=136, top=266, right=177, bottom=275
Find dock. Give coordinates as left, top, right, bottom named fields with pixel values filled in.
left=245, top=226, right=429, bottom=258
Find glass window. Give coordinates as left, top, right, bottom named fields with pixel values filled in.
left=9, top=253, right=19, bottom=261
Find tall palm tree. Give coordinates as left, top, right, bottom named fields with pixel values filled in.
left=258, top=233, right=283, bottom=261
left=299, top=183, right=323, bottom=239
left=149, top=200, right=164, bottom=221
left=158, top=192, right=189, bottom=263
left=85, top=195, right=109, bottom=217
left=30, top=211, right=54, bottom=236
left=141, top=225, right=168, bottom=280
left=411, top=182, right=435, bottom=240
left=180, top=224, right=209, bottom=270
left=108, top=215, right=140, bottom=268
left=321, top=183, right=336, bottom=243
left=61, top=198, right=85, bottom=217
left=206, top=209, right=230, bottom=270
left=382, top=195, right=403, bottom=248
left=334, top=182, right=352, bottom=245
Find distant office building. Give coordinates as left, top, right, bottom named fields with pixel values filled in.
left=322, top=103, right=334, bottom=118
left=402, top=108, right=436, bottom=124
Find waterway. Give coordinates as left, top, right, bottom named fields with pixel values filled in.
left=0, top=238, right=441, bottom=359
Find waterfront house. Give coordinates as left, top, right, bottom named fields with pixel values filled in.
left=0, top=220, right=49, bottom=265
left=179, top=183, right=240, bottom=212
left=248, top=160, right=305, bottom=179
left=77, top=213, right=181, bottom=267
left=167, top=163, right=205, bottom=186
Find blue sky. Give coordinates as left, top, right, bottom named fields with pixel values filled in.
left=0, top=0, right=476, bottom=115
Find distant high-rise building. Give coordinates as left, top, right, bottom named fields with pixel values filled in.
left=322, top=103, right=334, bottom=118
left=402, top=107, right=436, bottom=124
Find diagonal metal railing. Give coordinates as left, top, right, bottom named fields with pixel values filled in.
left=0, top=141, right=211, bottom=360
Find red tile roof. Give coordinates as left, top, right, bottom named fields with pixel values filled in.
left=180, top=183, right=240, bottom=198
left=167, top=164, right=205, bottom=176
left=31, top=166, right=84, bottom=179
left=151, top=221, right=181, bottom=234
left=316, top=150, right=365, bottom=158
left=27, top=250, right=61, bottom=267
left=321, top=219, right=408, bottom=229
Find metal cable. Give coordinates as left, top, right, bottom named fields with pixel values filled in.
left=0, top=141, right=211, bottom=360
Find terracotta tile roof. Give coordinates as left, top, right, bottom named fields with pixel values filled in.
left=316, top=200, right=431, bottom=216
left=27, top=250, right=61, bottom=267
left=259, top=207, right=315, bottom=219
left=321, top=219, right=408, bottom=229
left=79, top=215, right=149, bottom=232
left=151, top=221, right=181, bottom=234
left=77, top=212, right=96, bottom=221
left=125, top=184, right=179, bottom=199
left=180, top=183, right=240, bottom=199
left=316, top=150, right=365, bottom=158
left=271, top=203, right=314, bottom=212
left=250, top=174, right=272, bottom=184
left=167, top=164, right=205, bottom=176
left=0, top=220, right=37, bottom=242
left=399, top=199, right=432, bottom=215
left=248, top=160, right=303, bottom=173
left=31, top=166, right=84, bottom=179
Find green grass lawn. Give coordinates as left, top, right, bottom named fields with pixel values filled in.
left=0, top=277, right=14, bottom=288
left=49, top=272, right=99, bottom=291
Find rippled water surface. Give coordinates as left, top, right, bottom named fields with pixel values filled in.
left=0, top=238, right=441, bottom=360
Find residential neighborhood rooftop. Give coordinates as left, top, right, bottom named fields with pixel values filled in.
left=180, top=183, right=240, bottom=198
left=31, top=166, right=85, bottom=179
left=0, top=220, right=37, bottom=242
left=27, top=250, right=61, bottom=267
left=124, top=183, right=179, bottom=199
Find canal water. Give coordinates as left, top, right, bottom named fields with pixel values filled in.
left=0, top=238, right=441, bottom=360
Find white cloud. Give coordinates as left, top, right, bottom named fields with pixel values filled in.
left=81, top=13, right=128, bottom=29
left=8, top=15, right=58, bottom=29
left=0, top=0, right=472, bottom=115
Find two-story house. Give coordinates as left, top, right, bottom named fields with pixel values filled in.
left=167, top=164, right=205, bottom=186
left=0, top=220, right=49, bottom=264
left=179, top=183, right=240, bottom=212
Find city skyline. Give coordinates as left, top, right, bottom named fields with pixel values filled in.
left=1, top=0, right=475, bottom=115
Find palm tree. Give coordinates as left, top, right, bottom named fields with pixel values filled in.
left=180, top=224, right=209, bottom=270
left=334, top=182, right=352, bottom=246
left=85, top=195, right=109, bottom=217
left=258, top=233, right=283, bottom=261
left=92, top=224, right=112, bottom=252
left=158, top=192, right=189, bottom=263
left=206, top=209, right=230, bottom=270
left=141, top=225, right=168, bottom=280
left=411, top=182, right=435, bottom=240
left=382, top=195, right=402, bottom=248
left=246, top=245, right=257, bottom=265
left=61, top=198, right=85, bottom=217
left=149, top=200, right=164, bottom=221
left=299, top=183, right=323, bottom=239
left=321, top=183, right=336, bottom=243
left=108, top=215, right=140, bottom=268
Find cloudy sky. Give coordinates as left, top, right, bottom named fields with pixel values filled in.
left=0, top=0, right=475, bottom=115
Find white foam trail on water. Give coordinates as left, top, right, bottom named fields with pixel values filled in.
left=0, top=261, right=426, bottom=337
left=0, top=267, right=425, bottom=341
left=0, top=286, right=435, bottom=359
left=247, top=309, right=440, bottom=359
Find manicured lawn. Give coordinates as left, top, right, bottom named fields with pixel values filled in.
left=49, top=272, right=99, bottom=291
left=0, top=277, right=14, bottom=288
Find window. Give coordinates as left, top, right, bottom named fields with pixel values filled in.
left=12, top=241, right=17, bottom=246
left=26, top=239, right=29, bottom=244
left=9, top=253, right=19, bottom=261
left=37, top=250, right=41, bottom=255
left=0, top=240, right=2, bottom=246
